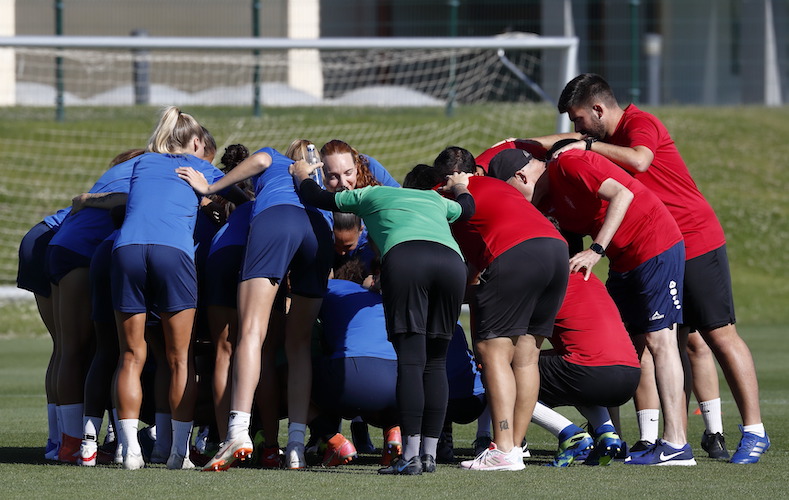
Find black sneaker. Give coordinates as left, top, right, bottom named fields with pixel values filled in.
left=378, top=455, right=423, bottom=475
left=701, top=431, right=730, bottom=460
left=629, top=439, right=654, bottom=455
left=421, top=454, right=436, bottom=473
left=436, top=430, right=454, bottom=463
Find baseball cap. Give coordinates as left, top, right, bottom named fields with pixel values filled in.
left=487, top=149, right=534, bottom=181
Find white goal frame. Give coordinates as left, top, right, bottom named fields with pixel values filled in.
left=0, top=35, right=578, bottom=132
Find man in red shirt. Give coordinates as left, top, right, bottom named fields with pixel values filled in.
left=532, top=73, right=768, bottom=465
left=487, top=146, right=695, bottom=466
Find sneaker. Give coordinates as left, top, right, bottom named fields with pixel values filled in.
left=421, top=454, right=436, bottom=473
left=549, top=431, right=593, bottom=467
left=150, top=447, right=170, bottom=465
left=460, top=443, right=525, bottom=471
left=350, top=420, right=376, bottom=454
left=285, top=441, right=306, bottom=470
left=381, top=426, right=402, bottom=466
left=437, top=429, right=454, bottom=463
left=322, top=433, right=357, bottom=467
left=114, top=440, right=124, bottom=464
left=472, top=435, right=492, bottom=457
left=58, top=433, right=81, bottom=464
left=138, top=426, right=157, bottom=463
left=378, top=455, right=422, bottom=475
left=123, top=451, right=145, bottom=470
left=78, top=439, right=98, bottom=466
left=259, top=446, right=284, bottom=469
left=166, top=452, right=196, bottom=470
left=202, top=435, right=254, bottom=472
left=521, top=439, right=531, bottom=459
left=729, top=426, right=770, bottom=464
left=44, top=439, right=59, bottom=461
left=701, top=431, right=730, bottom=460
left=628, top=439, right=654, bottom=455
left=584, top=432, right=622, bottom=466
left=625, top=439, right=696, bottom=466
left=96, top=441, right=116, bottom=465
left=194, top=426, right=210, bottom=455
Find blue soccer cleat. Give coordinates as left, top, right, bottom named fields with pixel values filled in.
left=548, top=431, right=594, bottom=467
left=729, top=426, right=770, bottom=464
left=584, top=432, right=622, bottom=466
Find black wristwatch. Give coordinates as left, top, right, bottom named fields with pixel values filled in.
left=589, top=242, right=606, bottom=256
left=584, top=137, right=596, bottom=150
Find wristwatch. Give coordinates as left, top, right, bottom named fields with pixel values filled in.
left=585, top=137, right=596, bottom=150
left=589, top=242, right=606, bottom=256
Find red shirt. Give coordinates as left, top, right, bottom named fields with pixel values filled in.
left=548, top=272, right=640, bottom=368
left=539, top=149, right=682, bottom=273
left=446, top=176, right=564, bottom=272
left=608, top=105, right=726, bottom=259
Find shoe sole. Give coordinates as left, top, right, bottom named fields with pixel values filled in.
left=202, top=446, right=253, bottom=472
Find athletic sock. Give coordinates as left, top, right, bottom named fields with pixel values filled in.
left=636, top=409, right=660, bottom=443
left=743, top=423, right=766, bottom=438
left=577, top=405, right=614, bottom=434
left=699, top=398, right=723, bottom=434
left=47, top=404, right=58, bottom=443
left=171, top=419, right=193, bottom=457
left=288, top=422, right=307, bottom=445
left=119, top=419, right=141, bottom=455
left=153, top=412, right=172, bottom=455
left=402, top=434, right=421, bottom=461
left=476, top=405, right=492, bottom=438
left=662, top=439, right=685, bottom=449
left=531, top=401, right=575, bottom=438
left=82, top=415, right=103, bottom=442
left=61, top=403, right=84, bottom=439
left=227, top=411, right=251, bottom=440
left=55, top=405, right=64, bottom=444
left=421, top=436, right=438, bottom=458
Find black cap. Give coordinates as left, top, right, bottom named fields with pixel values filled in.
left=487, top=149, right=534, bottom=181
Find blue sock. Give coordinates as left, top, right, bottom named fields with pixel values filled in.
left=558, top=424, right=586, bottom=443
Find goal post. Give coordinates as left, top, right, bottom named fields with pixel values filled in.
left=0, top=34, right=577, bottom=130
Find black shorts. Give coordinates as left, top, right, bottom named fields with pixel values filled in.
left=17, top=222, right=55, bottom=296
left=682, top=245, right=736, bottom=332
left=472, top=238, right=568, bottom=340
left=380, top=240, right=467, bottom=340
left=538, top=354, right=640, bottom=408
left=90, top=238, right=115, bottom=323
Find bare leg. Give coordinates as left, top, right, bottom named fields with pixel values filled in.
left=207, top=304, right=236, bottom=441
left=511, top=334, right=541, bottom=447
left=115, top=312, right=148, bottom=419
left=160, top=309, right=197, bottom=422
left=644, top=325, right=687, bottom=445
left=686, top=330, right=721, bottom=406
left=475, top=337, right=516, bottom=452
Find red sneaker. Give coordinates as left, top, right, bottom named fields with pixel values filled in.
left=58, top=433, right=81, bottom=464
left=322, top=433, right=357, bottom=467
left=381, top=426, right=402, bottom=466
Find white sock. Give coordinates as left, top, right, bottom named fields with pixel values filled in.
left=119, top=419, right=141, bottom=455
left=743, top=423, right=766, bottom=438
left=153, top=412, right=172, bottom=454
left=47, top=404, right=58, bottom=443
left=227, top=411, right=251, bottom=440
left=531, top=402, right=574, bottom=438
left=82, top=415, right=103, bottom=441
left=699, top=398, right=723, bottom=434
left=171, top=419, right=193, bottom=457
left=636, top=409, right=660, bottom=443
left=61, top=403, right=84, bottom=438
left=288, top=422, right=307, bottom=445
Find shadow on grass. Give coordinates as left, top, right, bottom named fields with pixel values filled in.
left=0, top=446, right=50, bottom=465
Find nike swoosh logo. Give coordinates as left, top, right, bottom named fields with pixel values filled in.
left=659, top=451, right=683, bottom=461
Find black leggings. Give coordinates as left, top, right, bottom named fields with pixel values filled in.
left=391, top=333, right=451, bottom=439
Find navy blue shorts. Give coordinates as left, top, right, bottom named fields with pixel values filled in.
left=311, top=356, right=398, bottom=417
left=472, top=238, right=569, bottom=340
left=380, top=240, right=467, bottom=340
left=607, top=241, right=685, bottom=334
left=241, top=205, right=332, bottom=298
left=90, top=238, right=115, bottom=323
left=682, top=245, right=736, bottom=331
left=47, top=244, right=92, bottom=285
left=111, top=244, right=197, bottom=314
left=205, top=245, right=244, bottom=308
left=538, top=354, right=641, bottom=408
left=17, top=222, right=55, bottom=296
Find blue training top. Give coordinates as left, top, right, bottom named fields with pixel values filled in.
left=249, top=147, right=305, bottom=218
left=49, top=157, right=136, bottom=257
left=364, top=155, right=400, bottom=188
left=208, top=200, right=253, bottom=256
left=43, top=207, right=71, bottom=231
left=114, top=152, right=224, bottom=257
left=318, top=279, right=397, bottom=361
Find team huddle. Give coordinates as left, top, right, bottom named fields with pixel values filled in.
left=17, top=73, right=769, bottom=474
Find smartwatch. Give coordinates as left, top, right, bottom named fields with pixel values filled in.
left=589, top=242, right=606, bottom=256
left=585, top=137, right=596, bottom=150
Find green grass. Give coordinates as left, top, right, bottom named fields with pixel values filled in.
left=2, top=104, right=788, bottom=324
left=0, top=325, right=786, bottom=498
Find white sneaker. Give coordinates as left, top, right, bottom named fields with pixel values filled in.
left=166, top=452, right=195, bottom=470
left=459, top=443, right=525, bottom=471
left=78, top=440, right=98, bottom=466
left=114, top=441, right=124, bottom=464
left=285, top=441, right=306, bottom=469
left=123, top=451, right=145, bottom=470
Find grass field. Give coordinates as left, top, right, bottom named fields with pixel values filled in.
left=0, top=303, right=786, bottom=498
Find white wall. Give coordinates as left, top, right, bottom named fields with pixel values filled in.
left=0, top=0, right=15, bottom=106
left=288, top=0, right=323, bottom=99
